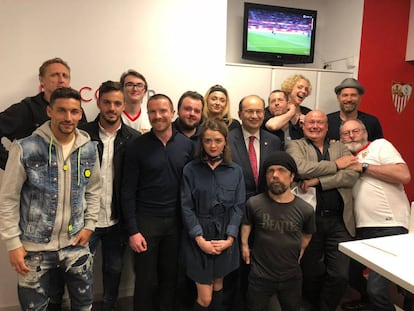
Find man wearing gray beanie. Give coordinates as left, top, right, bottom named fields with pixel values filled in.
left=241, top=151, right=316, bottom=311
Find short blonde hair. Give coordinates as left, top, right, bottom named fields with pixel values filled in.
left=281, top=74, right=312, bottom=96
left=39, top=58, right=70, bottom=77
left=203, top=84, right=235, bottom=127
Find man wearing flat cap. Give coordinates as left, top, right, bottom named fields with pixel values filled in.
left=327, top=78, right=383, bottom=141
left=241, top=151, right=316, bottom=311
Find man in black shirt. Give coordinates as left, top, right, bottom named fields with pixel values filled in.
left=327, top=78, right=383, bottom=141
left=172, top=90, right=204, bottom=143
left=242, top=151, right=315, bottom=311
left=328, top=79, right=384, bottom=311
left=122, top=94, right=193, bottom=311
left=0, top=57, right=87, bottom=170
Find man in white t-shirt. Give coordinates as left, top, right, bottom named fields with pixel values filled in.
left=120, top=69, right=151, bottom=134
left=340, top=119, right=411, bottom=311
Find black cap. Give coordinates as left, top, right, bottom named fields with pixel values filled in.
left=334, top=78, right=365, bottom=95
left=262, top=151, right=298, bottom=177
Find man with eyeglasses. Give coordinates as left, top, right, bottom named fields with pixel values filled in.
left=120, top=69, right=151, bottom=134
left=230, top=95, right=282, bottom=200
left=327, top=78, right=384, bottom=311
left=0, top=57, right=87, bottom=171
left=285, top=110, right=359, bottom=311
left=227, top=95, right=281, bottom=310
left=327, top=78, right=383, bottom=141
left=340, top=119, right=411, bottom=311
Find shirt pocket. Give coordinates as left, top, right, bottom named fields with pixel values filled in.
left=217, top=183, right=237, bottom=207
left=25, top=158, right=48, bottom=187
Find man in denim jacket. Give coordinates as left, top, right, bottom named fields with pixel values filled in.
left=0, top=87, right=101, bottom=310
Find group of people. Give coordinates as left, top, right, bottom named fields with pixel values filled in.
left=0, top=57, right=411, bottom=311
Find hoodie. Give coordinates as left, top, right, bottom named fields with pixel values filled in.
left=0, top=121, right=101, bottom=252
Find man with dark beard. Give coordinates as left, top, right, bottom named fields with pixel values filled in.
left=327, top=78, right=383, bottom=141
left=241, top=151, right=315, bottom=311
left=173, top=91, right=204, bottom=144
left=172, top=91, right=204, bottom=309
left=80, top=81, right=140, bottom=310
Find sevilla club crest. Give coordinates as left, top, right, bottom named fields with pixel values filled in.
left=392, top=82, right=412, bottom=113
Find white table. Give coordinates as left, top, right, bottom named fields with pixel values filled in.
left=339, top=233, right=414, bottom=309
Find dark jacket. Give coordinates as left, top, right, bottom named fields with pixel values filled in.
left=228, top=127, right=282, bottom=200
left=121, top=129, right=194, bottom=235
left=172, top=118, right=202, bottom=143
left=79, top=116, right=140, bottom=221
left=262, top=105, right=311, bottom=148
left=327, top=110, right=383, bottom=141
left=0, top=92, right=87, bottom=169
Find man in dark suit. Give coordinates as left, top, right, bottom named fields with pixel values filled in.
left=229, top=95, right=282, bottom=199
left=225, top=95, right=281, bottom=310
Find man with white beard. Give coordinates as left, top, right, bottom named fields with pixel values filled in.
left=340, top=119, right=411, bottom=311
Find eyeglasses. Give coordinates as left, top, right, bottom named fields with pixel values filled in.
left=341, top=128, right=364, bottom=137
left=124, top=82, right=146, bottom=90
left=304, top=120, right=326, bottom=126
left=242, top=109, right=264, bottom=116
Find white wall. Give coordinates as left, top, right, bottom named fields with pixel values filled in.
left=226, top=0, right=364, bottom=73
left=406, top=0, right=414, bottom=60
left=0, top=0, right=364, bottom=308
left=0, top=0, right=227, bottom=308
left=223, top=63, right=352, bottom=119
left=0, top=0, right=228, bottom=120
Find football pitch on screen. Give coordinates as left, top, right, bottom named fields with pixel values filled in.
left=247, top=31, right=311, bottom=55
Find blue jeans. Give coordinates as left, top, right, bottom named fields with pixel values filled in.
left=18, top=245, right=93, bottom=311
left=357, top=226, right=408, bottom=311
left=89, top=224, right=127, bottom=310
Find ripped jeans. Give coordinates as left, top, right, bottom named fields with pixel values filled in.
left=18, top=245, right=93, bottom=311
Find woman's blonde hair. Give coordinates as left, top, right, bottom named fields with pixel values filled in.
left=203, top=84, right=236, bottom=127
left=281, top=74, right=312, bottom=96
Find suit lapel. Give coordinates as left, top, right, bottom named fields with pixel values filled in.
left=233, top=128, right=255, bottom=181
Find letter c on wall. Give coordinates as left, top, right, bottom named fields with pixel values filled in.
left=79, top=86, right=93, bottom=102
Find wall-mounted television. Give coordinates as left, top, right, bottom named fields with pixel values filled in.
left=242, top=2, right=317, bottom=66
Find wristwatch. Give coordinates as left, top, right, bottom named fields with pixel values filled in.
left=362, top=162, right=369, bottom=173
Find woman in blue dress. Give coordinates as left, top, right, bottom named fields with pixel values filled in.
left=181, top=118, right=245, bottom=311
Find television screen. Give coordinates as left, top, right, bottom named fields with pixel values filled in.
left=242, top=2, right=317, bottom=65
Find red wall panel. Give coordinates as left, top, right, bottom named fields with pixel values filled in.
left=359, top=0, right=414, bottom=200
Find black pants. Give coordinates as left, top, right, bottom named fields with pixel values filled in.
left=301, top=215, right=352, bottom=311
left=133, top=215, right=179, bottom=311
left=247, top=276, right=302, bottom=311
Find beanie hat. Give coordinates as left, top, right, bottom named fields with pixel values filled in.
left=334, top=78, right=365, bottom=95
left=262, top=151, right=298, bottom=177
